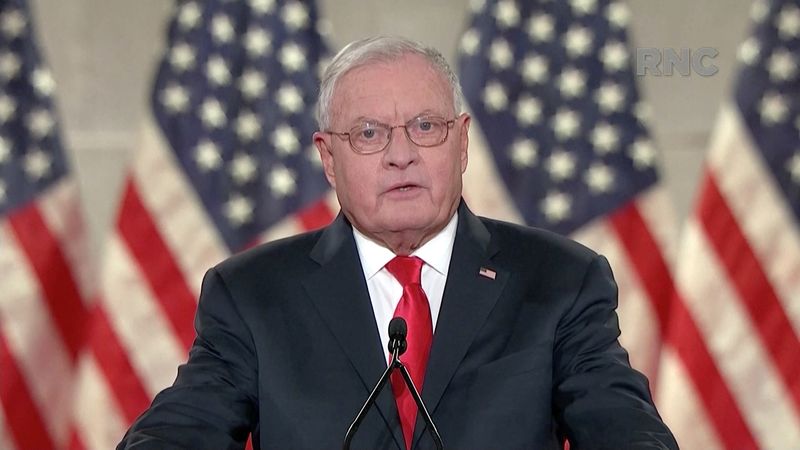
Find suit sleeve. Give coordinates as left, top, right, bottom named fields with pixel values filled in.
left=117, top=268, right=258, bottom=450
left=552, top=255, right=678, bottom=449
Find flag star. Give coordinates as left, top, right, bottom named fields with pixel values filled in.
left=629, top=139, right=657, bottom=170
left=494, top=0, right=520, bottom=29
left=489, top=38, right=514, bottom=70
left=178, top=1, right=202, bottom=30
left=206, top=55, right=231, bottom=86
left=750, top=0, right=769, bottom=23
left=282, top=1, right=310, bottom=30
left=273, top=124, right=299, bottom=155
left=24, top=149, right=51, bottom=180
left=279, top=42, right=307, bottom=72
left=1, top=9, right=26, bottom=39
left=564, top=26, right=594, bottom=58
left=194, top=139, right=222, bottom=171
left=558, top=68, right=587, bottom=98
left=606, top=2, right=631, bottom=28
left=277, top=83, right=304, bottom=113
left=235, top=111, right=262, bottom=142
left=224, top=194, right=254, bottom=226
left=245, top=27, right=272, bottom=57
left=527, top=13, right=554, bottom=42
left=211, top=14, right=235, bottom=44
left=759, top=91, right=789, bottom=125
left=552, top=109, right=581, bottom=141
left=777, top=4, right=800, bottom=39
left=169, top=43, right=196, bottom=72
left=591, top=123, right=620, bottom=154
left=509, top=138, right=538, bottom=168
left=250, top=0, right=275, bottom=14
left=32, top=68, right=56, bottom=97
left=460, top=29, right=481, bottom=56
left=268, top=165, right=297, bottom=197
left=787, top=152, right=800, bottom=183
left=469, top=0, right=487, bottom=13
left=520, top=54, right=548, bottom=84
left=0, top=135, right=10, bottom=163
left=570, top=0, right=597, bottom=15
left=239, top=69, right=267, bottom=99
left=160, top=84, right=190, bottom=113
left=738, top=37, right=761, bottom=65
left=634, top=102, right=652, bottom=124
left=768, top=49, right=797, bottom=81
left=27, top=109, right=54, bottom=138
left=541, top=191, right=572, bottom=222
left=200, top=98, right=227, bottom=128
left=515, top=95, right=542, bottom=126
left=546, top=150, right=577, bottom=181
left=600, top=41, right=629, bottom=72
left=482, top=81, right=508, bottom=112
left=0, top=51, right=21, bottom=80
left=229, top=152, right=258, bottom=184
left=595, top=83, right=626, bottom=113
left=0, top=94, right=15, bottom=123
left=585, top=163, right=614, bottom=193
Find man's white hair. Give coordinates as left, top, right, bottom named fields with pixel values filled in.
left=316, top=35, right=466, bottom=130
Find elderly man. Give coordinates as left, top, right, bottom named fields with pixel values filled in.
left=119, top=36, right=677, bottom=450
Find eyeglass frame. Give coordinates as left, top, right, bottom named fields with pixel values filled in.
left=323, top=114, right=461, bottom=155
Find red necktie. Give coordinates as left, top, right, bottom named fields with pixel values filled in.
left=386, top=256, right=433, bottom=450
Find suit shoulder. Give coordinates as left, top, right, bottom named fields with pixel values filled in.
left=212, top=228, right=324, bottom=280
left=479, top=216, right=598, bottom=265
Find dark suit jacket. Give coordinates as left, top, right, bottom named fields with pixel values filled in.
left=119, top=202, right=677, bottom=449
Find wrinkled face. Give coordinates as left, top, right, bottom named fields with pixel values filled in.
left=314, top=54, right=469, bottom=250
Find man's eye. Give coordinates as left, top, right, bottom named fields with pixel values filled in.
left=361, top=128, right=376, bottom=139
left=419, top=121, right=433, bottom=131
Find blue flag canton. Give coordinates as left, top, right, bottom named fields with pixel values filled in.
left=735, top=0, right=800, bottom=221
left=0, top=0, right=69, bottom=217
left=458, top=0, right=659, bottom=236
left=152, top=0, right=330, bottom=251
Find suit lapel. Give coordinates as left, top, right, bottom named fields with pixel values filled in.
left=413, top=204, right=509, bottom=448
left=302, top=214, right=404, bottom=449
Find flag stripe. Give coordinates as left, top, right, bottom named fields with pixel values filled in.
left=8, top=203, right=87, bottom=360
left=117, top=180, right=197, bottom=350
left=657, top=349, right=722, bottom=450
left=0, top=329, right=55, bottom=450
left=698, top=174, right=800, bottom=415
left=87, top=305, right=151, bottom=423
left=297, top=197, right=336, bottom=231
left=71, top=351, right=130, bottom=450
left=609, top=202, right=758, bottom=448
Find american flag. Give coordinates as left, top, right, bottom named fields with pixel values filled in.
left=68, top=0, right=334, bottom=448
left=0, top=0, right=92, bottom=448
left=457, top=0, right=677, bottom=393
left=657, top=0, right=800, bottom=447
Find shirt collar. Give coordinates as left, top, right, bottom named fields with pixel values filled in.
left=353, top=212, right=459, bottom=279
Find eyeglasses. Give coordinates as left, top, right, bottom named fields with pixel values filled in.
left=325, top=115, right=457, bottom=155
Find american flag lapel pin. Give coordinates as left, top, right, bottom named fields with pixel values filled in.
left=479, top=267, right=497, bottom=280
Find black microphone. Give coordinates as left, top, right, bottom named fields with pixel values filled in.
left=388, top=316, right=407, bottom=356
left=343, top=318, right=444, bottom=450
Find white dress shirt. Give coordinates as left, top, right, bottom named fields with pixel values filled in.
left=352, top=212, right=458, bottom=362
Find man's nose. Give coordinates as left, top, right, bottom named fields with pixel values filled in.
left=382, top=126, right=419, bottom=169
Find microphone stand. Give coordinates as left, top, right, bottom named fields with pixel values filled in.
left=342, top=339, right=443, bottom=450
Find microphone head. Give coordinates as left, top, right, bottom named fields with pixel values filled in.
left=388, top=317, right=407, bottom=340
left=388, top=317, right=407, bottom=356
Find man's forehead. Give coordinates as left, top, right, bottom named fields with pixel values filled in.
left=330, top=54, right=454, bottom=121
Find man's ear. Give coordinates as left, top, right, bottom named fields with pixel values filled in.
left=459, top=113, right=470, bottom=173
left=313, top=131, right=336, bottom=189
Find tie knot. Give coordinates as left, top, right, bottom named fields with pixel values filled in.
left=386, top=256, right=424, bottom=287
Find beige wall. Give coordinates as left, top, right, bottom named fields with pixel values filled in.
left=29, top=0, right=754, bottom=258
